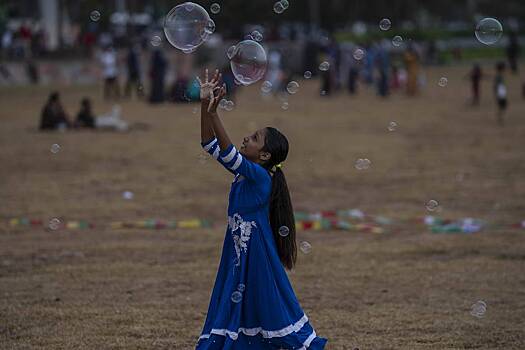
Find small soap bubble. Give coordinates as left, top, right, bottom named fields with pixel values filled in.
left=299, top=241, right=312, bottom=254
left=150, top=35, right=162, bottom=47
left=49, top=218, right=61, bottom=231
left=251, top=30, right=263, bottom=42
left=226, top=45, right=237, bottom=59
left=231, top=291, right=243, bottom=303
left=379, top=18, right=391, bottom=31
left=392, top=35, right=403, bottom=47
left=319, top=61, right=330, bottom=71
left=210, top=3, right=221, bottom=14
left=426, top=199, right=439, bottom=211
left=198, top=153, right=208, bottom=164
left=261, top=81, right=273, bottom=93
left=387, top=121, right=397, bottom=132
left=353, top=48, right=365, bottom=61
left=90, top=10, right=101, bottom=22
left=286, top=81, right=299, bottom=94
left=281, top=0, right=289, bottom=9
left=224, top=100, right=235, bottom=111
left=303, top=71, right=312, bottom=79
left=237, top=283, right=245, bottom=292
left=273, top=1, right=285, bottom=14
left=50, top=144, right=60, bottom=154
left=470, top=300, right=487, bottom=318
left=438, top=77, right=448, bottom=87
left=122, top=191, right=134, bottom=200
left=281, top=101, right=289, bottom=110
left=204, top=19, right=216, bottom=35
left=219, top=98, right=228, bottom=109
left=475, top=18, right=503, bottom=45
left=354, top=158, right=371, bottom=170
left=320, top=90, right=327, bottom=96
left=278, top=226, right=290, bottom=237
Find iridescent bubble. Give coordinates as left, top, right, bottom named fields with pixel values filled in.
left=122, top=191, right=134, bottom=200
left=226, top=45, right=237, bottom=59
left=426, top=200, right=439, bottom=211
left=237, top=283, right=245, bottom=292
left=230, top=40, right=267, bottom=86
left=273, top=1, right=285, bottom=14
left=438, top=77, right=448, bottom=87
left=231, top=291, right=243, bottom=303
left=281, top=101, right=289, bottom=110
left=303, top=71, right=312, bottom=79
left=319, top=61, right=330, bottom=71
left=379, top=18, right=391, bottom=31
left=320, top=90, right=327, bottom=96
left=299, top=241, right=312, bottom=254
left=251, top=30, right=263, bottom=42
left=150, top=35, right=162, bottom=47
left=49, top=218, right=61, bottom=231
left=219, top=98, right=228, bottom=109
left=198, top=153, right=208, bottom=164
left=50, top=144, right=60, bottom=154
left=224, top=100, right=235, bottom=111
left=387, top=121, right=397, bottom=132
left=286, top=81, right=299, bottom=94
left=470, top=300, right=487, bottom=318
left=164, top=2, right=212, bottom=52
left=355, top=158, right=371, bottom=170
left=261, top=80, right=273, bottom=93
left=278, top=226, right=290, bottom=237
left=210, top=3, right=221, bottom=14
left=353, top=48, right=365, bottom=61
left=392, top=35, right=403, bottom=47
left=90, top=10, right=101, bottom=22
left=281, top=0, right=290, bottom=9
left=475, top=18, right=503, bottom=45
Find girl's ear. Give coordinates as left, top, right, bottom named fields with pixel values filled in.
left=259, top=151, right=271, bottom=161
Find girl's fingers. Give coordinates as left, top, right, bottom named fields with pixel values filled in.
left=205, top=68, right=209, bottom=83
left=196, top=76, right=202, bottom=86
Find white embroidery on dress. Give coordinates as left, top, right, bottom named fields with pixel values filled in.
left=228, top=213, right=256, bottom=266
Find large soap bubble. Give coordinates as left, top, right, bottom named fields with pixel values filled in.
left=475, top=18, right=503, bottom=45
left=229, top=40, right=267, bottom=86
left=163, top=2, right=215, bottom=52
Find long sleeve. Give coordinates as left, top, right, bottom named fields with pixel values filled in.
left=201, top=137, right=235, bottom=175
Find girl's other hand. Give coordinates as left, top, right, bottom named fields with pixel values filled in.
left=207, top=84, right=227, bottom=114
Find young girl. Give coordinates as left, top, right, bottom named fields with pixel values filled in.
left=195, top=69, right=328, bottom=350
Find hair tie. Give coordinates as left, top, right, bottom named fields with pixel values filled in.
left=275, top=163, right=283, bottom=169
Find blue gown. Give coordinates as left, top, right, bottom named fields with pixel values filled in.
left=196, top=138, right=328, bottom=350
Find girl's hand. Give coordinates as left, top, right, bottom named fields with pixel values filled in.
left=207, top=84, right=227, bottom=114
left=196, top=68, right=222, bottom=103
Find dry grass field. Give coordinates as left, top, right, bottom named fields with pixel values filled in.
left=1, top=64, right=525, bottom=349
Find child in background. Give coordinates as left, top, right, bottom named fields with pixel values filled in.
left=494, top=62, right=508, bottom=126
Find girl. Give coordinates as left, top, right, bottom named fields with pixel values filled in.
left=195, top=69, right=328, bottom=350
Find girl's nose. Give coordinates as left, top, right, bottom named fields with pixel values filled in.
left=243, top=137, right=249, bottom=143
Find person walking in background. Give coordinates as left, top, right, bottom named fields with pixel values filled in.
left=149, top=48, right=167, bottom=104
left=404, top=45, right=420, bottom=96
left=124, top=44, right=143, bottom=99
left=99, top=45, right=120, bottom=101
left=39, top=92, right=72, bottom=130
left=493, top=62, right=508, bottom=126
left=469, top=63, right=483, bottom=106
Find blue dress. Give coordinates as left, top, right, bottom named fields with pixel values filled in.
left=196, top=138, right=328, bottom=350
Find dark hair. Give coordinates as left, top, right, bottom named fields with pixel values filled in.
left=81, top=97, right=91, bottom=107
left=49, top=92, right=59, bottom=103
left=261, top=127, right=297, bottom=270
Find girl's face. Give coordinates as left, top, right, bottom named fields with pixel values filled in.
left=240, top=128, right=270, bottom=163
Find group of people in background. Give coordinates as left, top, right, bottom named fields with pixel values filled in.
left=39, top=92, right=95, bottom=130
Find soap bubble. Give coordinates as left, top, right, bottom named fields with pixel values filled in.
left=387, top=121, right=397, bottom=132
left=281, top=101, right=289, bottom=110
left=224, top=100, right=235, bottom=111
left=230, top=40, right=267, bottom=86
left=163, top=2, right=213, bottom=52
left=226, top=45, right=237, bottom=59
left=273, top=2, right=285, bottom=14
left=50, top=144, right=60, bottom=154
left=237, top=283, right=245, bottom=292
left=219, top=98, right=228, bottom=109
left=210, top=3, right=221, bottom=14
left=122, top=191, right=134, bottom=200
left=392, top=35, right=403, bottom=47
left=379, top=18, right=391, bottom=31
left=231, top=291, right=242, bottom=303
left=319, top=61, right=330, bottom=71
left=299, top=241, right=312, bottom=254
left=303, top=71, right=312, bottom=79
left=49, top=218, right=61, bottom=231
left=426, top=200, right=439, bottom=211
left=355, top=158, right=371, bottom=170
left=470, top=300, right=487, bottom=318
left=90, top=10, right=101, bottom=22
left=261, top=80, right=273, bottom=93
left=475, top=18, right=503, bottom=45
left=353, top=48, right=365, bottom=60
left=150, top=35, right=162, bottom=47
left=438, top=77, right=448, bottom=87
left=251, top=30, right=263, bottom=42
left=281, top=0, right=289, bottom=9
left=286, top=81, right=299, bottom=94
left=278, top=226, right=290, bottom=237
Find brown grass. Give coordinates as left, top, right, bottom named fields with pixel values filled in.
left=1, top=64, right=525, bottom=349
